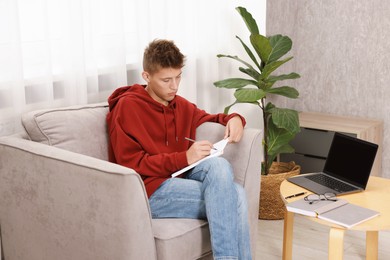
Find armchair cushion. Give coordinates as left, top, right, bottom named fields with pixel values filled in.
left=153, top=219, right=211, bottom=259
left=21, top=102, right=109, bottom=160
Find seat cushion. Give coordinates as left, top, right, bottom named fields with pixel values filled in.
left=21, top=102, right=109, bottom=160
left=152, top=218, right=212, bottom=260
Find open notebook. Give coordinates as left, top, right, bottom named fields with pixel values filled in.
left=286, top=197, right=379, bottom=228
left=171, top=138, right=228, bottom=178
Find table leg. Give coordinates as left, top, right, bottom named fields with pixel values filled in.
left=366, top=231, right=378, bottom=260
left=282, top=210, right=294, bottom=260
left=328, top=227, right=345, bottom=260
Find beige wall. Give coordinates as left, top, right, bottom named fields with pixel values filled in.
left=267, top=0, right=390, bottom=178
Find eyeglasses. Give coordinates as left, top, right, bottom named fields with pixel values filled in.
left=304, top=193, right=337, bottom=204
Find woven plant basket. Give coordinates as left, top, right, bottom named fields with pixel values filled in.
left=259, top=161, right=301, bottom=220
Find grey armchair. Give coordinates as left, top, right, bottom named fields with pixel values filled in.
left=0, top=102, right=262, bottom=260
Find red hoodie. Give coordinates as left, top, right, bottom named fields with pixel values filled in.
left=106, top=84, right=246, bottom=197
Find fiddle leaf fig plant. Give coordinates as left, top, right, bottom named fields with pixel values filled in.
left=214, top=6, right=301, bottom=175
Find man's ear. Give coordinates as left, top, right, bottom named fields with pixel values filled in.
left=142, top=71, right=150, bottom=82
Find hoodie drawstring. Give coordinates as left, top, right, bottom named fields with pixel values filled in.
left=173, top=108, right=178, bottom=143
left=162, top=105, right=179, bottom=146
left=162, top=107, right=169, bottom=146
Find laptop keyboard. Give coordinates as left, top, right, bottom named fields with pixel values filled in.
left=306, top=174, right=357, bottom=192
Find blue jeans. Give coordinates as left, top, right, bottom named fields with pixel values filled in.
left=149, top=157, right=252, bottom=260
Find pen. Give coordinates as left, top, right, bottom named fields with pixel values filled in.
left=285, top=192, right=306, bottom=199
left=184, top=137, right=197, bottom=143
left=185, top=137, right=217, bottom=150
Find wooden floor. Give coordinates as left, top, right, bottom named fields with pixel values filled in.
left=256, top=215, right=390, bottom=260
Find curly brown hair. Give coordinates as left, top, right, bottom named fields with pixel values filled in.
left=143, top=39, right=185, bottom=74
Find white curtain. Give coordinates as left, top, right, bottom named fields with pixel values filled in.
left=0, top=0, right=265, bottom=136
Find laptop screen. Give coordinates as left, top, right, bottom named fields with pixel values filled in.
left=323, top=132, right=378, bottom=188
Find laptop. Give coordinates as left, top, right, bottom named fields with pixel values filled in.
left=287, top=132, right=378, bottom=195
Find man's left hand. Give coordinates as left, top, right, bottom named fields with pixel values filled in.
left=224, top=116, right=244, bottom=143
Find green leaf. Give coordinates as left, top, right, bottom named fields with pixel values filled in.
left=266, top=120, right=296, bottom=160
left=236, top=7, right=259, bottom=34
left=265, top=102, right=276, bottom=112
left=239, top=67, right=260, bottom=80
left=236, top=36, right=261, bottom=71
left=223, top=100, right=259, bottom=114
left=234, top=88, right=265, bottom=102
left=267, top=72, right=300, bottom=83
left=270, top=107, right=300, bottom=134
left=258, top=80, right=270, bottom=90
left=217, top=54, right=257, bottom=73
left=267, top=86, right=299, bottom=99
left=250, top=34, right=272, bottom=63
left=276, top=144, right=295, bottom=154
left=213, top=78, right=258, bottom=89
left=268, top=35, right=292, bottom=63
left=261, top=57, right=293, bottom=80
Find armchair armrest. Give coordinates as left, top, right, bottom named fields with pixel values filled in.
left=196, top=122, right=263, bottom=257
left=0, top=136, right=157, bottom=260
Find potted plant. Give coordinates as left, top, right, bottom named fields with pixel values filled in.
left=214, top=6, right=301, bottom=219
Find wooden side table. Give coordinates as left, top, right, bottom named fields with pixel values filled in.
left=280, top=176, right=390, bottom=260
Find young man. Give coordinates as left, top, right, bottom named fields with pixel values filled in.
left=106, top=39, right=251, bottom=260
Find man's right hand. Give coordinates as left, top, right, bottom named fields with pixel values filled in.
left=186, top=140, right=214, bottom=165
